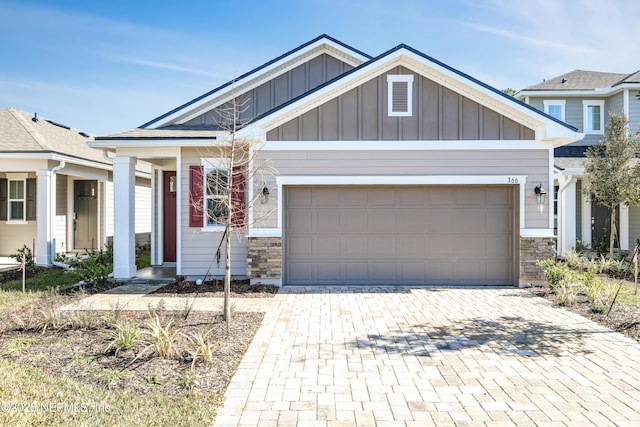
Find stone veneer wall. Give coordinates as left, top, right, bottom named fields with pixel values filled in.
left=247, top=236, right=282, bottom=281
left=520, top=237, right=556, bottom=281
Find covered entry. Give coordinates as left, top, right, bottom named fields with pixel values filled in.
left=284, top=185, right=517, bottom=285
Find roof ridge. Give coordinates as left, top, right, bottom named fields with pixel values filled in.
left=7, top=108, right=50, bottom=150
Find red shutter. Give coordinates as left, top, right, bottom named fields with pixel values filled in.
left=189, top=165, right=204, bottom=227
left=231, top=164, right=246, bottom=227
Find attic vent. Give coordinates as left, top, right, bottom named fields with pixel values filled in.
left=387, top=75, right=413, bottom=117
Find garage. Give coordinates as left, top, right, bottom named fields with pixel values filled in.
left=284, top=185, right=517, bottom=285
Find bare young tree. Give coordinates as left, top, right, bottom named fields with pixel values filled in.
left=192, top=93, right=275, bottom=327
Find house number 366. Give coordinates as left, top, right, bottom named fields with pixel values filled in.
left=507, top=177, right=519, bottom=184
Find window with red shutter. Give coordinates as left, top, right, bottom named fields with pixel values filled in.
left=189, top=165, right=204, bottom=227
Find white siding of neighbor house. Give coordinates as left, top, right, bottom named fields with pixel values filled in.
left=180, top=148, right=248, bottom=277
left=253, top=148, right=550, bottom=230
left=53, top=175, right=67, bottom=253
left=629, top=205, right=640, bottom=245
left=0, top=222, right=37, bottom=256
left=135, top=177, right=152, bottom=236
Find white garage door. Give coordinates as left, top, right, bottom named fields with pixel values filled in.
left=284, top=185, right=516, bottom=285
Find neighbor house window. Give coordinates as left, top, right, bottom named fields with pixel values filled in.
left=543, top=100, right=565, bottom=121
left=8, top=179, right=26, bottom=221
left=202, top=158, right=229, bottom=227
left=387, top=75, right=414, bottom=117
left=583, top=100, right=605, bottom=134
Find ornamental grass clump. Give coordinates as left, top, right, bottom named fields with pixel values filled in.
left=138, top=315, right=178, bottom=359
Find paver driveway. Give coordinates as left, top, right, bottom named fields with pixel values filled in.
left=214, top=286, right=640, bottom=426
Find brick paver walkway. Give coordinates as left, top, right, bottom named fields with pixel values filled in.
left=214, top=286, right=640, bottom=426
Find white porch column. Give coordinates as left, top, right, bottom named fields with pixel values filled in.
left=35, top=169, right=52, bottom=266
left=620, top=203, right=629, bottom=250
left=558, top=175, right=577, bottom=255
left=113, top=156, right=137, bottom=278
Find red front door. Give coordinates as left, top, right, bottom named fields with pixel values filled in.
left=163, top=171, right=177, bottom=263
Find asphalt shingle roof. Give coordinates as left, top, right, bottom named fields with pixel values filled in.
left=522, top=70, right=629, bottom=91
left=0, top=108, right=107, bottom=164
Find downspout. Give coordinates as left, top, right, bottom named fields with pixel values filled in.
left=49, top=161, right=65, bottom=267
left=557, top=174, right=574, bottom=256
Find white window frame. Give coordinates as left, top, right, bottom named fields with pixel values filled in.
left=8, top=178, right=26, bottom=223
left=543, top=100, right=565, bottom=122
left=582, top=100, right=605, bottom=134
left=201, top=158, right=229, bottom=231
left=387, top=74, right=414, bottom=117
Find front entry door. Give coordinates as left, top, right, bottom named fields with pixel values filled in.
left=591, top=201, right=619, bottom=248
left=163, top=171, right=177, bottom=263
left=74, top=180, right=98, bottom=251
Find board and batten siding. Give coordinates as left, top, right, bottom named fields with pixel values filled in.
left=183, top=54, right=353, bottom=129
left=253, top=149, right=549, bottom=230
left=179, top=148, right=247, bottom=276
left=267, top=67, right=535, bottom=141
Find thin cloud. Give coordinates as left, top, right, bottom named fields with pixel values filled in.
left=460, top=22, right=594, bottom=54
left=107, top=56, right=223, bottom=78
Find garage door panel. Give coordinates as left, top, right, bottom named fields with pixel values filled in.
left=486, top=187, right=512, bottom=206
left=370, top=210, right=396, bottom=229
left=317, top=236, right=340, bottom=257
left=455, top=210, right=485, bottom=232
left=370, top=236, right=397, bottom=257
left=284, top=185, right=514, bottom=285
left=316, top=263, right=341, bottom=281
left=342, top=211, right=368, bottom=232
left=287, top=211, right=312, bottom=232
left=344, top=263, right=368, bottom=282
left=428, top=212, right=455, bottom=231
left=456, top=187, right=485, bottom=206
left=485, top=210, right=512, bottom=232
left=287, top=236, right=312, bottom=257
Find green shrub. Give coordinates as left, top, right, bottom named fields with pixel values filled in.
left=554, top=281, right=578, bottom=306
left=537, top=259, right=575, bottom=288
left=582, top=278, right=616, bottom=313
left=68, top=248, right=112, bottom=286
left=9, top=245, right=36, bottom=274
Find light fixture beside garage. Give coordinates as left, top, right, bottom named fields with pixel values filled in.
left=534, top=183, right=547, bottom=205
left=260, top=186, right=270, bottom=204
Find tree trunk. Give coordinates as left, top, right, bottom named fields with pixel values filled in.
left=610, top=208, right=616, bottom=259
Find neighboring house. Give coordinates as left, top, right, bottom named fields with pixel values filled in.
left=518, top=70, right=640, bottom=255
left=0, top=108, right=152, bottom=265
left=90, top=35, right=580, bottom=286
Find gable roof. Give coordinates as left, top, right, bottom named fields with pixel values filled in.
left=0, top=108, right=107, bottom=165
left=140, top=34, right=371, bottom=129
left=243, top=43, right=579, bottom=134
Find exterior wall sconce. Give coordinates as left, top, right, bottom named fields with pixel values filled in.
left=260, top=186, right=270, bottom=204
left=534, top=183, right=547, bottom=205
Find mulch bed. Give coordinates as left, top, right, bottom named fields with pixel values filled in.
left=0, top=295, right=264, bottom=397
left=527, top=283, right=640, bottom=343
left=150, top=279, right=280, bottom=298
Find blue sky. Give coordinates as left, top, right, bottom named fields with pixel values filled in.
left=1, top=0, right=638, bottom=136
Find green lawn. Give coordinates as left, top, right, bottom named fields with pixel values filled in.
left=0, top=358, right=216, bottom=426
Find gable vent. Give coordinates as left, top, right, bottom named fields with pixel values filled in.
left=387, top=75, right=413, bottom=117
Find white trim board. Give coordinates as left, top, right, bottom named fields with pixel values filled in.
left=261, top=140, right=553, bottom=151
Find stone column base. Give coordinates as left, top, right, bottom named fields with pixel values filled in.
left=520, top=236, right=556, bottom=286
left=247, top=236, right=282, bottom=286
